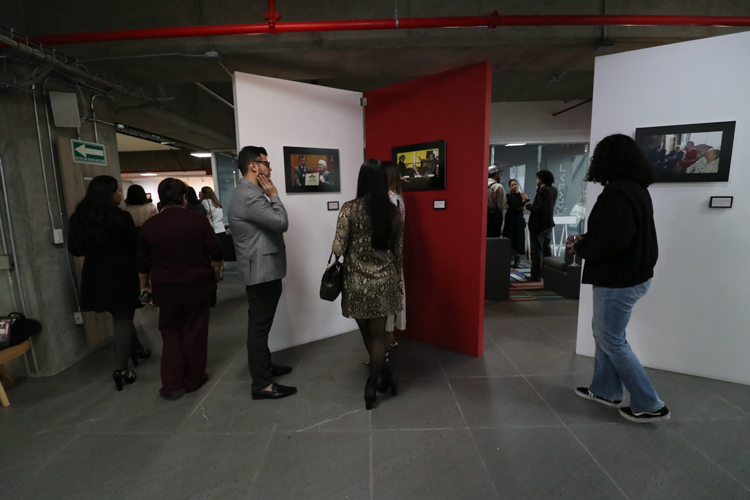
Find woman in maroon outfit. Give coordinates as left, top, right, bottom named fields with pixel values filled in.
left=137, top=178, right=224, bottom=399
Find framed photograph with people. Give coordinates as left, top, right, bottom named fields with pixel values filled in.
left=391, top=140, right=447, bottom=191
left=634, top=121, right=736, bottom=183
left=283, top=146, right=341, bottom=193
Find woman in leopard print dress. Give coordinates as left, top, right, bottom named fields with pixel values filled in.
left=332, top=159, right=402, bottom=410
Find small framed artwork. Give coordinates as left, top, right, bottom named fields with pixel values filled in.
left=433, top=200, right=446, bottom=210
left=392, top=140, right=446, bottom=191
left=327, top=201, right=340, bottom=211
left=283, top=146, right=340, bottom=193
left=634, top=121, right=736, bottom=183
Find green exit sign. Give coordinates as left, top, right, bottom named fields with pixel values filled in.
left=71, top=140, right=107, bottom=165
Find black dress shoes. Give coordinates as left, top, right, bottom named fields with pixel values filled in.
left=270, top=364, right=293, bottom=376
left=252, top=383, right=298, bottom=400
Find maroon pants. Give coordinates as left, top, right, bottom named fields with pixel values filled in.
left=158, top=299, right=210, bottom=394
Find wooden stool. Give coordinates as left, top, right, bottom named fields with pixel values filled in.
left=0, top=340, right=30, bottom=407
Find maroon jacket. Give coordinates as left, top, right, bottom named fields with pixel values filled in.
left=137, top=207, right=223, bottom=306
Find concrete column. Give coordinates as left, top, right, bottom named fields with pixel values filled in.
left=0, top=70, right=122, bottom=375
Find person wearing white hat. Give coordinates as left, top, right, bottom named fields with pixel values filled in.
left=487, top=165, right=507, bottom=237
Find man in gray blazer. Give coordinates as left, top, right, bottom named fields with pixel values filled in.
left=228, top=146, right=297, bottom=400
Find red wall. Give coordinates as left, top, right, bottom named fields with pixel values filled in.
left=365, top=62, right=491, bottom=357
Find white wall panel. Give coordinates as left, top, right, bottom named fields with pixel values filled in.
left=233, top=73, right=363, bottom=351
left=578, top=31, right=750, bottom=385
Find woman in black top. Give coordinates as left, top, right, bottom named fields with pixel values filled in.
left=568, top=134, right=669, bottom=423
left=502, top=179, right=528, bottom=267
left=68, top=176, right=149, bottom=391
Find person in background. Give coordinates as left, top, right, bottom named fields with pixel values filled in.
left=381, top=161, right=406, bottom=358
left=186, top=186, right=208, bottom=215
left=68, top=175, right=146, bottom=391
left=332, top=159, right=403, bottom=410
left=229, top=146, right=297, bottom=400
left=487, top=165, right=507, bottom=237
left=138, top=178, right=223, bottom=400
left=569, top=134, right=669, bottom=423
left=525, top=170, right=557, bottom=282
left=123, top=184, right=158, bottom=228
left=503, top=178, right=528, bottom=268
left=200, top=186, right=227, bottom=234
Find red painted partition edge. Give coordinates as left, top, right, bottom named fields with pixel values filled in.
left=365, top=62, right=491, bottom=357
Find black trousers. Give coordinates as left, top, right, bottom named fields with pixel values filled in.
left=529, top=228, right=552, bottom=281
left=246, top=279, right=283, bottom=392
left=487, top=209, right=503, bottom=237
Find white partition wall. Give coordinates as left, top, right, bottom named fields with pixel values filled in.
left=577, top=31, right=750, bottom=385
left=233, top=73, right=362, bottom=351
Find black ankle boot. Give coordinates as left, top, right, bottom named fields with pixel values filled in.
left=365, top=378, right=378, bottom=410
left=377, top=368, right=398, bottom=396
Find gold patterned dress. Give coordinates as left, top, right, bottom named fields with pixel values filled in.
left=332, top=197, right=403, bottom=319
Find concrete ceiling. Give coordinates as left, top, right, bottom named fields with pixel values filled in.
left=3, top=0, right=750, bottom=148
left=116, top=133, right=178, bottom=152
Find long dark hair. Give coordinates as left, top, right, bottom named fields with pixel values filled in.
left=125, top=184, right=148, bottom=205
left=381, top=160, right=402, bottom=195
left=68, top=175, right=121, bottom=255
left=356, top=159, right=397, bottom=250
left=587, top=134, right=656, bottom=187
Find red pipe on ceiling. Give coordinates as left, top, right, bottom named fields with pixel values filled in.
left=32, top=14, right=750, bottom=46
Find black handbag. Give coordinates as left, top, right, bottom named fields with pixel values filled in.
left=320, top=252, right=343, bottom=301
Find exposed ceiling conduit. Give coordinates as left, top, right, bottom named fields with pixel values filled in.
left=31, top=14, right=750, bottom=45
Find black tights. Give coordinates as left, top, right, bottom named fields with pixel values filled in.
left=356, top=317, right=388, bottom=382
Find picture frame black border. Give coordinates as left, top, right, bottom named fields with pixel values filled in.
left=391, top=139, right=447, bottom=191
left=709, top=196, right=733, bottom=208
left=327, top=201, right=340, bottom=211
left=283, top=146, right=341, bottom=194
left=634, top=121, right=736, bottom=183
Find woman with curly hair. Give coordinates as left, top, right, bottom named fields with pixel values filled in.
left=332, top=159, right=403, bottom=410
left=68, top=175, right=145, bottom=391
left=569, top=134, right=669, bottom=423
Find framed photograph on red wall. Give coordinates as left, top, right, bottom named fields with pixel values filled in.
left=392, top=140, right=446, bottom=191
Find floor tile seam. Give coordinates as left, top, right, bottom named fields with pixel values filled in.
left=182, top=348, right=245, bottom=425
left=670, top=428, right=750, bottom=494
left=250, top=422, right=277, bottom=493
left=528, top=320, right=580, bottom=349
left=7, top=432, right=83, bottom=495
left=439, top=357, right=501, bottom=499
left=566, top=430, right=632, bottom=500
left=519, top=373, right=631, bottom=500
left=716, top=395, right=750, bottom=417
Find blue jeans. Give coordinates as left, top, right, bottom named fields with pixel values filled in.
left=589, top=279, right=664, bottom=412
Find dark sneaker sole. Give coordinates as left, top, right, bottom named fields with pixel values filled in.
left=574, top=387, right=622, bottom=408
left=618, top=408, right=671, bottom=423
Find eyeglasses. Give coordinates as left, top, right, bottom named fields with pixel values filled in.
left=253, top=160, right=271, bottom=167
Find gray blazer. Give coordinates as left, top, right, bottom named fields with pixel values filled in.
left=228, top=178, right=289, bottom=286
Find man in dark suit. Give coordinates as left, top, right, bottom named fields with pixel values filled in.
left=228, top=146, right=297, bottom=400
left=526, top=169, right=558, bottom=282
left=293, top=155, right=310, bottom=187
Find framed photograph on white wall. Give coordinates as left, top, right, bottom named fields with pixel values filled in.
left=283, top=146, right=341, bottom=193
left=635, top=121, right=736, bottom=183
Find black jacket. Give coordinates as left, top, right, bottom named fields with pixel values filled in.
left=527, top=184, right=558, bottom=232
left=574, top=179, right=658, bottom=288
left=69, top=210, right=141, bottom=313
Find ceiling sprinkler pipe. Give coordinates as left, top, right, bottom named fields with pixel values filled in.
left=32, top=14, right=750, bottom=45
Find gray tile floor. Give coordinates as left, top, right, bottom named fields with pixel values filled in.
left=2, top=275, right=750, bottom=499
